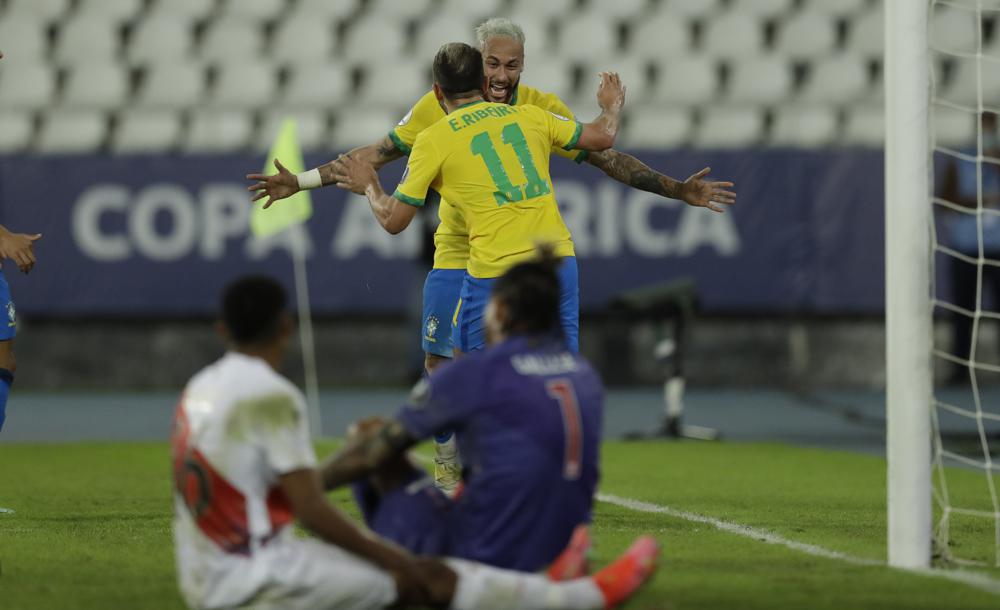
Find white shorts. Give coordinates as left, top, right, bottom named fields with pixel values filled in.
left=182, top=537, right=398, bottom=610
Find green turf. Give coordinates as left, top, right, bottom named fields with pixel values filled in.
left=0, top=440, right=997, bottom=609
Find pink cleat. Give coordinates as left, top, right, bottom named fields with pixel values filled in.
left=591, top=536, right=659, bottom=609
left=547, top=524, right=592, bottom=581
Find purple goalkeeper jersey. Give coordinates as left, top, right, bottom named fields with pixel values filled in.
left=396, top=335, right=603, bottom=571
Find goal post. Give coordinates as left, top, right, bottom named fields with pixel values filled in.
left=885, top=0, right=933, bottom=569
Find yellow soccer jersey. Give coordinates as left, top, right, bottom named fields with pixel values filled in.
left=390, top=85, right=589, bottom=270
left=393, top=101, right=580, bottom=279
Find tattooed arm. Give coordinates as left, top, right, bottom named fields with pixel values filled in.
left=586, top=149, right=737, bottom=213
left=320, top=418, right=418, bottom=491
left=247, top=135, right=405, bottom=208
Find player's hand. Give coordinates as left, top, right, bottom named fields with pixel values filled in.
left=596, top=71, right=626, bottom=113
left=246, top=158, right=299, bottom=209
left=330, top=153, right=378, bottom=196
left=677, top=167, right=736, bottom=213
left=0, top=228, right=41, bottom=274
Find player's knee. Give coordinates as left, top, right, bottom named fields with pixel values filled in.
left=424, top=353, right=449, bottom=374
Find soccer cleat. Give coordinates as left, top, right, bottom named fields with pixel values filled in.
left=433, top=457, right=461, bottom=496
left=591, top=536, right=659, bottom=609
left=547, top=524, right=592, bottom=581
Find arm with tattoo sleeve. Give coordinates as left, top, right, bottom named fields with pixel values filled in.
left=320, top=419, right=417, bottom=490
left=586, top=149, right=737, bottom=213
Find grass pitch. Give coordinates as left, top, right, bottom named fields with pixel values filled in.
left=0, top=440, right=998, bottom=609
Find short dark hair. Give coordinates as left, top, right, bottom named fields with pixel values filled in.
left=433, top=42, right=484, bottom=98
left=221, top=275, right=288, bottom=345
left=491, top=245, right=562, bottom=337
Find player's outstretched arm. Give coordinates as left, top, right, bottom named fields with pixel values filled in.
left=0, top=225, right=41, bottom=274
left=587, top=152, right=737, bottom=213
left=575, top=72, right=626, bottom=152
left=330, top=154, right=418, bottom=235
left=320, top=417, right=417, bottom=490
left=245, top=137, right=406, bottom=208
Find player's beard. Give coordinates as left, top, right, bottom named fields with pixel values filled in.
left=487, top=78, right=519, bottom=104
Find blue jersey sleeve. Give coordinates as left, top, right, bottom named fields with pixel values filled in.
left=396, top=358, right=486, bottom=439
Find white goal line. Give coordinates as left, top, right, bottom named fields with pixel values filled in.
left=597, top=493, right=1000, bottom=596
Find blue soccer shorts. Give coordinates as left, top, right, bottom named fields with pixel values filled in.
left=452, top=256, right=579, bottom=354
left=352, top=471, right=454, bottom=556
left=421, top=268, right=465, bottom=358
left=0, top=270, right=17, bottom=341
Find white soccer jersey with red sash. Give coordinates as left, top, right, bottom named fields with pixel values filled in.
left=171, top=352, right=316, bottom=608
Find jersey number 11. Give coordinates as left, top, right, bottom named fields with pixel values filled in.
left=471, top=123, right=552, bottom=206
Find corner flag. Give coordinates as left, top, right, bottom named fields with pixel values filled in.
left=251, top=118, right=313, bottom=238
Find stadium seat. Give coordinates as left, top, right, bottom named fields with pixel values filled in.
left=61, top=64, right=130, bottom=111
left=799, top=0, right=868, bottom=18
left=439, top=0, right=506, bottom=20
left=933, top=105, right=976, bottom=149
left=661, top=0, right=722, bottom=20
left=357, top=60, right=433, bottom=109
left=520, top=58, right=576, bottom=102
left=54, top=17, right=120, bottom=66
left=0, top=63, right=56, bottom=110
left=582, top=57, right=651, bottom=102
left=0, top=17, right=48, bottom=62
left=255, top=110, right=330, bottom=152
left=726, top=0, right=796, bottom=20
left=281, top=63, right=350, bottom=108
left=847, top=9, right=884, bottom=58
left=651, top=56, right=719, bottom=105
left=621, top=107, right=692, bottom=148
left=208, top=62, right=278, bottom=110
left=182, top=110, right=254, bottom=152
left=36, top=110, right=107, bottom=153
left=287, top=0, right=360, bottom=22
left=3, top=0, right=70, bottom=23
left=695, top=107, right=764, bottom=148
left=627, top=13, right=692, bottom=62
left=507, top=0, right=576, bottom=21
left=798, top=55, right=870, bottom=104
left=701, top=12, right=765, bottom=59
left=586, top=0, right=653, bottom=21
left=200, top=19, right=265, bottom=62
left=559, top=15, right=620, bottom=61
left=726, top=56, right=793, bottom=105
left=146, top=0, right=215, bottom=25
left=111, top=110, right=182, bottom=153
left=75, top=0, right=143, bottom=24
left=842, top=106, right=884, bottom=147
left=128, top=17, right=196, bottom=65
left=330, top=109, right=400, bottom=149
left=776, top=11, right=839, bottom=60
left=271, top=17, right=336, bottom=63
left=501, top=12, right=552, bottom=55
left=217, top=0, right=287, bottom=22
left=340, top=18, right=407, bottom=65
left=770, top=106, right=839, bottom=148
left=134, top=63, right=207, bottom=110
left=366, top=0, right=435, bottom=23
left=413, top=16, right=477, bottom=60
left=932, top=4, right=979, bottom=56
left=0, top=112, right=35, bottom=153
left=942, top=56, right=1000, bottom=108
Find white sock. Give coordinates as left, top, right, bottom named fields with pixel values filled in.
left=435, top=435, right=458, bottom=461
left=446, top=559, right=604, bottom=610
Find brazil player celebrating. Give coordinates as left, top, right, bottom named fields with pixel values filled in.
left=245, top=19, right=736, bottom=491
left=321, top=245, right=613, bottom=575
left=332, top=41, right=622, bottom=360
left=0, top=50, right=43, bottom=433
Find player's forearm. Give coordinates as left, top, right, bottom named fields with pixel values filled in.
left=318, top=137, right=406, bottom=186
left=364, top=182, right=400, bottom=232
left=320, top=445, right=372, bottom=490
left=321, top=419, right=416, bottom=490
left=587, top=149, right=683, bottom=199
left=298, top=496, right=409, bottom=569
left=590, top=106, right=622, bottom=149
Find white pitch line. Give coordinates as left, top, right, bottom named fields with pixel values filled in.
left=597, top=493, right=1000, bottom=596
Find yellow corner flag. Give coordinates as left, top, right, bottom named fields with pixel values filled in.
left=251, top=117, right=314, bottom=239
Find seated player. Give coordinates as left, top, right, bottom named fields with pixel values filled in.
left=171, top=275, right=657, bottom=610
left=321, top=247, right=606, bottom=574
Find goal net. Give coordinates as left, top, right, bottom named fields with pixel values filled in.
left=929, top=0, right=1000, bottom=569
